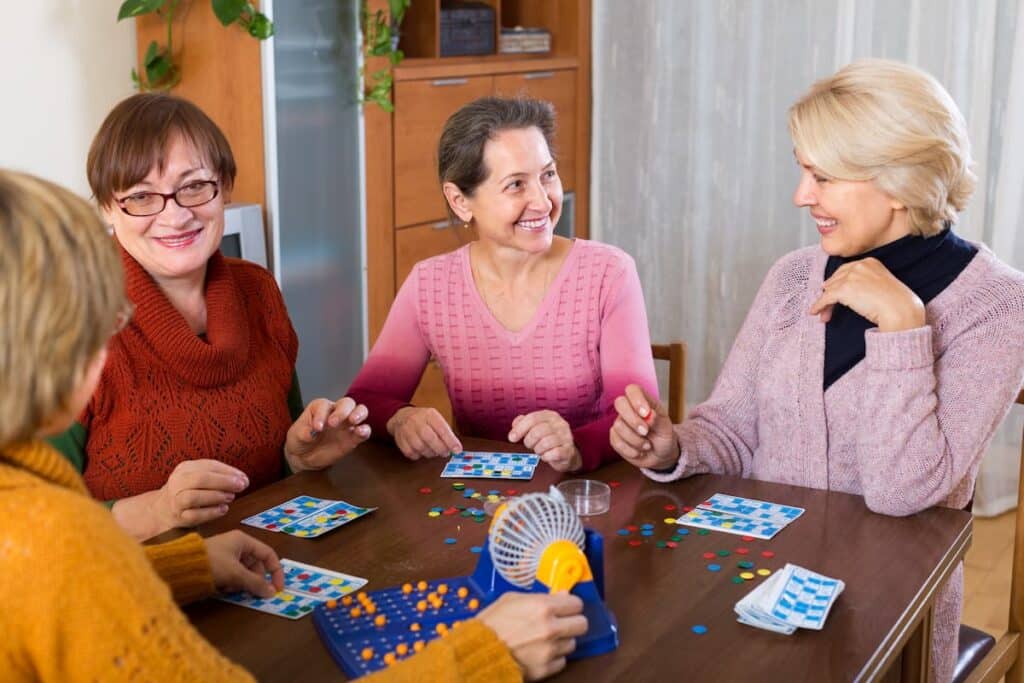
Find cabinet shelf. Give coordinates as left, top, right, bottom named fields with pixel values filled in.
left=393, top=55, right=577, bottom=81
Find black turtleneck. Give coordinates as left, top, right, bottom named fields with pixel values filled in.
left=823, top=227, right=977, bottom=390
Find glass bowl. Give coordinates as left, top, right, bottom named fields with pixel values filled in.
left=556, top=479, right=611, bottom=516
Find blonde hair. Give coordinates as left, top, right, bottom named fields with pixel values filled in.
left=0, top=171, right=126, bottom=447
left=789, top=58, right=976, bottom=237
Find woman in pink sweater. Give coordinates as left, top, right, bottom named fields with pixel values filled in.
left=348, top=97, right=658, bottom=472
left=611, top=60, right=1024, bottom=682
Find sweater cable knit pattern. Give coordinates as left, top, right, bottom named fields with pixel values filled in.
left=348, top=239, right=659, bottom=471
left=78, top=246, right=299, bottom=500
left=643, top=242, right=1024, bottom=682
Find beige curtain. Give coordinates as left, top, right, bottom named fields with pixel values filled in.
left=591, top=0, right=1023, bottom=516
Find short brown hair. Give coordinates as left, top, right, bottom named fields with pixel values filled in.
left=0, top=171, right=127, bottom=447
left=789, top=59, right=975, bottom=237
left=87, top=93, right=236, bottom=208
left=438, top=96, right=557, bottom=199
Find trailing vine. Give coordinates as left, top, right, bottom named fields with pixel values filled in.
left=360, top=0, right=410, bottom=112
left=117, top=0, right=274, bottom=91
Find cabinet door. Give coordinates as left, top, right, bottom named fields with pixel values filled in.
left=394, top=76, right=494, bottom=228
left=494, top=70, right=576, bottom=191
left=395, top=220, right=479, bottom=289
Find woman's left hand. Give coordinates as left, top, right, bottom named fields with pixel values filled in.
left=284, top=397, right=370, bottom=471
left=509, top=410, right=582, bottom=472
left=809, top=257, right=926, bottom=332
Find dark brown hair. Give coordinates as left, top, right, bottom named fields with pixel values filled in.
left=437, top=96, right=557, bottom=198
left=86, top=93, right=236, bottom=207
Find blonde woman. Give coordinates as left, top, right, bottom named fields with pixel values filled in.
left=0, top=170, right=587, bottom=681
left=610, top=59, right=1024, bottom=681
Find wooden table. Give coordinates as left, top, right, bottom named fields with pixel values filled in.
left=180, top=438, right=971, bottom=682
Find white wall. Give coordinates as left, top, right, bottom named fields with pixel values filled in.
left=0, top=1, right=135, bottom=197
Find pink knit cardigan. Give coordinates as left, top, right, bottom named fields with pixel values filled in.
left=644, top=243, right=1024, bottom=682
left=348, top=239, right=659, bottom=471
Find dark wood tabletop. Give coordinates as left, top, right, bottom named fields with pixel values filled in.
left=179, top=438, right=972, bottom=682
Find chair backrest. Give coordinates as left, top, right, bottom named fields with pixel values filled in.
left=651, top=342, right=687, bottom=424
left=968, top=389, right=1024, bottom=683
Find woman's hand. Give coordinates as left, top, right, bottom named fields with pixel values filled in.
left=205, top=530, right=284, bottom=598
left=386, top=406, right=462, bottom=460
left=153, top=459, right=250, bottom=529
left=285, top=397, right=370, bottom=471
left=509, top=410, right=581, bottom=472
left=478, top=592, right=588, bottom=681
left=809, top=257, right=926, bottom=332
left=610, top=384, right=680, bottom=470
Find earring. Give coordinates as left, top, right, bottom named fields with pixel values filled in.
left=463, top=217, right=471, bottom=229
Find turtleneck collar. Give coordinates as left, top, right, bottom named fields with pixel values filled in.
left=823, top=226, right=977, bottom=390
left=118, top=244, right=251, bottom=387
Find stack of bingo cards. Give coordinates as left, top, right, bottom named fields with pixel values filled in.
left=735, top=563, right=845, bottom=634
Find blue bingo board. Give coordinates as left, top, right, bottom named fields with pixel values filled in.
left=314, top=530, right=617, bottom=677
left=440, top=451, right=540, bottom=480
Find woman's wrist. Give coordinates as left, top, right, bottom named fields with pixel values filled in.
left=111, top=490, right=169, bottom=541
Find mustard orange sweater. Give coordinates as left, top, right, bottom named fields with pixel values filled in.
left=0, top=440, right=521, bottom=682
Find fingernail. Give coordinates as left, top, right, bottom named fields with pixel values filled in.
left=638, top=405, right=649, bottom=417
left=219, top=504, right=228, bottom=512
left=316, top=421, right=325, bottom=431
left=642, top=441, right=652, bottom=451
left=310, top=430, right=320, bottom=438
left=508, top=431, right=517, bottom=441
left=225, top=493, right=235, bottom=502
left=637, top=424, right=648, bottom=436
left=235, top=477, right=246, bottom=489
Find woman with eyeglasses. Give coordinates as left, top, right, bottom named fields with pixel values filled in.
left=48, top=93, right=370, bottom=540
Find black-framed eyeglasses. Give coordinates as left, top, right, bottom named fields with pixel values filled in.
left=115, top=180, right=219, bottom=217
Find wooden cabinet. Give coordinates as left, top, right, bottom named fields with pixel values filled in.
left=394, top=76, right=494, bottom=228
left=396, top=221, right=478, bottom=287
left=365, top=0, right=592, bottom=415
left=494, top=70, right=577, bottom=190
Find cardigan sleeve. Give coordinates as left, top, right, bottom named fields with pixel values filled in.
left=347, top=267, right=433, bottom=437
left=854, top=284, right=1024, bottom=515
left=361, top=620, right=521, bottom=683
left=642, top=253, right=793, bottom=482
left=572, top=254, right=659, bottom=471
left=143, top=533, right=217, bottom=606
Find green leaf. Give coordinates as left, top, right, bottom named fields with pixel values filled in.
left=142, top=40, right=160, bottom=67
left=211, top=0, right=246, bottom=26
left=247, top=13, right=274, bottom=40
left=117, top=0, right=165, bottom=21
left=146, top=54, right=172, bottom=83
left=388, top=0, right=410, bottom=25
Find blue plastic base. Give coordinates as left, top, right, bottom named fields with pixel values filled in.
left=313, top=528, right=617, bottom=677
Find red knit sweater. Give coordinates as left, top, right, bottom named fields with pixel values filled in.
left=79, top=246, right=298, bottom=500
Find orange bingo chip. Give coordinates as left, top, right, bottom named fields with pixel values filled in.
left=325, top=599, right=338, bottom=610
left=342, top=595, right=353, bottom=606
left=402, top=583, right=413, bottom=594
left=416, top=600, right=427, bottom=612
left=413, top=641, right=425, bottom=653
left=457, top=587, right=469, bottom=599
left=350, top=607, right=362, bottom=618
left=383, top=653, right=397, bottom=666
left=361, top=648, right=373, bottom=661
left=437, top=584, right=449, bottom=595
left=396, top=643, right=409, bottom=656
left=467, top=598, right=479, bottom=610
left=409, top=622, right=421, bottom=632
left=416, top=581, right=428, bottom=592
left=374, top=615, right=387, bottom=627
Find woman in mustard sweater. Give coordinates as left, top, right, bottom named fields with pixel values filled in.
left=0, top=169, right=587, bottom=681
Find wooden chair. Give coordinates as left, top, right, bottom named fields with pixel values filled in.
left=959, top=388, right=1024, bottom=683
left=651, top=342, right=687, bottom=424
